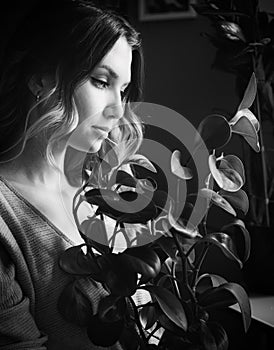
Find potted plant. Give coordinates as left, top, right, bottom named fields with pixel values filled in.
left=192, top=0, right=274, bottom=293
left=56, top=73, right=259, bottom=349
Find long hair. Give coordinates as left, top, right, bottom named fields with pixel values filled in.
left=0, top=0, right=144, bottom=183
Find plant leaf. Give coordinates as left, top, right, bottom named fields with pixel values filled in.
left=238, top=72, right=257, bottom=110
left=103, top=254, right=138, bottom=296
left=201, top=232, right=243, bottom=268
left=136, top=178, right=157, bottom=192
left=142, top=285, right=188, bottom=331
left=156, top=236, right=178, bottom=261
left=219, top=21, right=246, bottom=42
left=139, top=303, right=158, bottom=330
left=195, top=114, right=232, bottom=150
left=230, top=108, right=259, bottom=132
left=207, top=322, right=229, bottom=350
left=220, top=155, right=245, bottom=184
left=86, top=188, right=157, bottom=223
left=57, top=280, right=92, bottom=326
left=171, top=150, right=193, bottom=180
left=221, top=219, right=250, bottom=263
left=58, top=245, right=101, bottom=276
left=199, top=188, right=236, bottom=216
left=80, top=218, right=110, bottom=249
left=117, top=208, right=158, bottom=224
left=199, top=321, right=218, bottom=350
left=128, top=154, right=157, bottom=173
left=156, top=235, right=198, bottom=263
left=110, top=169, right=137, bottom=188
left=229, top=109, right=260, bottom=152
left=195, top=273, right=228, bottom=294
left=98, top=295, right=126, bottom=323
left=219, top=188, right=249, bottom=215
left=123, top=246, right=162, bottom=284
left=168, top=202, right=201, bottom=238
left=209, top=154, right=244, bottom=192
left=87, top=314, right=124, bottom=346
left=208, top=154, right=224, bottom=188
left=198, top=283, right=251, bottom=332
left=85, top=188, right=120, bottom=205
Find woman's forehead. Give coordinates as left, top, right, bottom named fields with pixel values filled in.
left=96, top=37, right=132, bottom=84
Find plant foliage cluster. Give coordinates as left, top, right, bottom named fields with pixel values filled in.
left=193, top=0, right=274, bottom=226
left=58, top=75, right=259, bottom=349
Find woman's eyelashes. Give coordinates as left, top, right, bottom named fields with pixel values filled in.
left=91, top=76, right=128, bottom=100
left=91, top=77, right=109, bottom=89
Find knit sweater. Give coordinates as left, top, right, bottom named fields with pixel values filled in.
left=0, top=175, right=124, bottom=350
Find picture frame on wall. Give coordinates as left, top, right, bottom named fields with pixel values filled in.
left=139, top=0, right=197, bottom=21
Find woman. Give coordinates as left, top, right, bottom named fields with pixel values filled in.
left=0, top=0, right=144, bottom=348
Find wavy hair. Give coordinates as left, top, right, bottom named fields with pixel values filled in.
left=0, top=0, right=144, bottom=184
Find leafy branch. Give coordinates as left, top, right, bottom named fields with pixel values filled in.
left=57, top=74, right=257, bottom=349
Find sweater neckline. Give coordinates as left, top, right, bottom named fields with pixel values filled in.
left=0, top=175, right=77, bottom=247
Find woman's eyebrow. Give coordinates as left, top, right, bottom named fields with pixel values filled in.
left=97, top=64, right=119, bottom=79
left=97, top=64, right=130, bottom=86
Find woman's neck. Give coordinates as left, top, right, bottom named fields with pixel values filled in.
left=0, top=138, right=69, bottom=192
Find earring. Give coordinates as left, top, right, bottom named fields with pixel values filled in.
left=36, top=94, right=41, bottom=102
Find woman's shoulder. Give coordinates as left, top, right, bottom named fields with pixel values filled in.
left=0, top=175, right=33, bottom=222
left=0, top=176, right=23, bottom=222
left=0, top=174, right=14, bottom=199
left=0, top=175, right=72, bottom=252
left=0, top=176, right=36, bottom=253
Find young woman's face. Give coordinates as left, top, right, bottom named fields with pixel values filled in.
left=68, top=36, right=132, bottom=153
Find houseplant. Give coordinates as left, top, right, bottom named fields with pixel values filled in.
left=192, top=0, right=274, bottom=293
left=56, top=73, right=258, bottom=349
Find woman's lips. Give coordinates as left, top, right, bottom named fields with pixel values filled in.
left=92, top=126, right=110, bottom=138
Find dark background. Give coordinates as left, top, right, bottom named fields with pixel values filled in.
left=1, top=1, right=274, bottom=348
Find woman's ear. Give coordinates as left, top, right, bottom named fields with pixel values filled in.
left=27, top=74, right=54, bottom=99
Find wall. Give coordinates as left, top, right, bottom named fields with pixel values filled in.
left=127, top=0, right=245, bottom=188
left=129, top=0, right=274, bottom=285
left=130, top=1, right=240, bottom=128
left=131, top=0, right=274, bottom=126
left=126, top=0, right=245, bottom=196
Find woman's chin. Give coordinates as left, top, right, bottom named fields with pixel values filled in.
left=69, top=139, right=103, bottom=154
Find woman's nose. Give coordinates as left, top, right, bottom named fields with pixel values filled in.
left=104, top=92, right=124, bottom=120
left=104, top=103, right=124, bottom=120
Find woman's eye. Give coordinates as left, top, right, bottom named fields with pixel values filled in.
left=91, top=77, right=109, bottom=89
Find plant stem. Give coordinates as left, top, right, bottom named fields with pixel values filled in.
left=171, top=261, right=182, bottom=299
left=191, top=243, right=210, bottom=289
left=109, top=221, right=120, bottom=249
left=171, top=231, right=196, bottom=303
left=128, top=296, right=147, bottom=344
left=242, top=141, right=258, bottom=224
left=252, top=54, right=270, bottom=227
left=120, top=222, right=131, bottom=247
left=176, top=178, right=180, bottom=207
